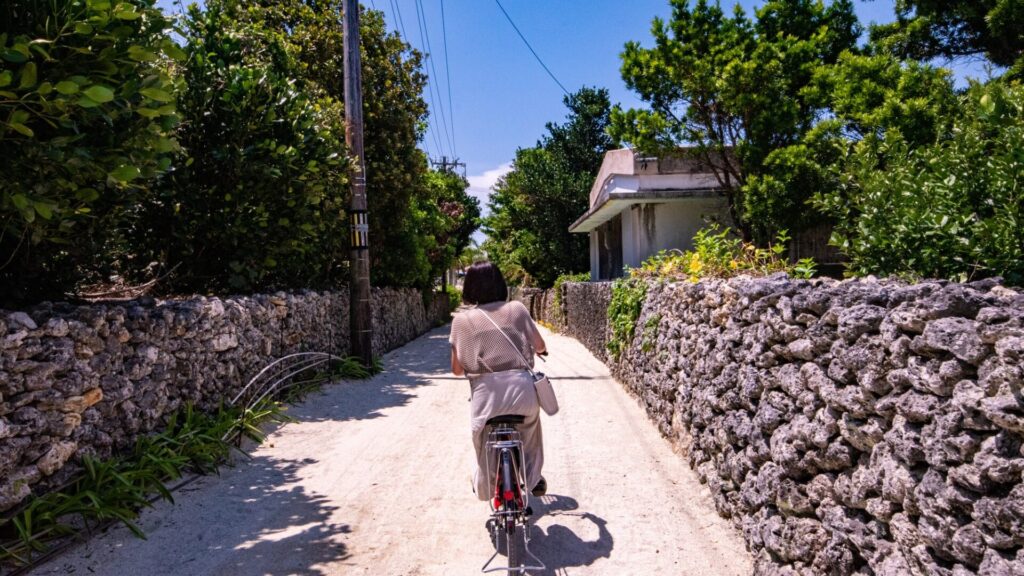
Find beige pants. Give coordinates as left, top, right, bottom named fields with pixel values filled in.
left=470, top=369, right=544, bottom=501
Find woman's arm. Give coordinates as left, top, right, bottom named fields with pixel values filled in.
left=530, top=324, right=547, bottom=355
left=514, top=301, right=547, bottom=355
left=451, top=345, right=465, bottom=376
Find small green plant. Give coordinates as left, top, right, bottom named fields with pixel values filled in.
left=0, top=397, right=288, bottom=567
left=606, top=277, right=647, bottom=361
left=634, top=224, right=816, bottom=281
left=551, top=272, right=588, bottom=325
left=444, top=285, right=462, bottom=313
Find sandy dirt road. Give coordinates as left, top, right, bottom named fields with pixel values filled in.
left=30, top=325, right=752, bottom=576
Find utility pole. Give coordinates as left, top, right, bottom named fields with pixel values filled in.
left=344, top=0, right=372, bottom=366
left=430, top=155, right=467, bottom=178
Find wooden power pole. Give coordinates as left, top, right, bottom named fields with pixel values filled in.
left=343, top=0, right=373, bottom=365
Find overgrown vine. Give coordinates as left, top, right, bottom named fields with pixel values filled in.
left=606, top=277, right=647, bottom=361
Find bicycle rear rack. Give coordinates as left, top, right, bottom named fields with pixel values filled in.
left=481, top=426, right=546, bottom=574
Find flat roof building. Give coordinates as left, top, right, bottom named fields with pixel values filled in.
left=569, top=148, right=734, bottom=281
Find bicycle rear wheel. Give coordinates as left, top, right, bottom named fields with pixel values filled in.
left=505, top=520, right=521, bottom=571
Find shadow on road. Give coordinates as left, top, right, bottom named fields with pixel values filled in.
left=483, top=495, right=614, bottom=576
left=179, top=456, right=350, bottom=576
left=287, top=327, right=453, bottom=424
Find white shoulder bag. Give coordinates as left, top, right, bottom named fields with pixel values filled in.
left=478, top=308, right=559, bottom=416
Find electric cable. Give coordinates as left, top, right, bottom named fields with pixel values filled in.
left=493, top=0, right=570, bottom=95
left=415, top=0, right=455, bottom=158
left=439, top=0, right=457, bottom=157
left=392, top=0, right=444, bottom=158
left=413, top=0, right=454, bottom=157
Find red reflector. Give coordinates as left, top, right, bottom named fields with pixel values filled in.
left=503, top=490, right=514, bottom=501
left=493, top=498, right=502, bottom=509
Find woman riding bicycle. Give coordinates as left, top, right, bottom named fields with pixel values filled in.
left=449, top=261, right=548, bottom=500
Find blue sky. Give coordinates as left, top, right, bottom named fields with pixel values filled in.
left=390, top=0, right=902, bottom=205
left=155, top=1, right=987, bottom=215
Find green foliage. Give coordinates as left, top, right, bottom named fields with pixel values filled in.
left=634, top=224, right=816, bottom=282
left=551, top=272, right=588, bottom=325
left=135, top=0, right=349, bottom=293
left=611, top=0, right=861, bottom=241
left=421, top=168, right=480, bottom=286
left=742, top=52, right=958, bottom=242
left=0, top=0, right=180, bottom=303
left=444, top=284, right=461, bottom=313
left=814, top=82, right=1024, bottom=284
left=0, top=400, right=288, bottom=565
left=484, top=87, right=617, bottom=288
left=606, top=277, right=646, bottom=361
left=869, top=0, right=1024, bottom=75
left=641, top=313, right=661, bottom=353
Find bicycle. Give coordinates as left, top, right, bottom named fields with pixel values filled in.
left=480, top=414, right=545, bottom=574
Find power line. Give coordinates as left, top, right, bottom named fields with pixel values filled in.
left=493, top=0, right=569, bottom=96
left=439, top=0, right=456, bottom=156
left=391, top=0, right=443, bottom=157
left=411, top=12, right=448, bottom=158
left=415, top=0, right=455, bottom=157
left=389, top=0, right=410, bottom=45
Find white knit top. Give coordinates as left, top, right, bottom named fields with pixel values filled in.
left=449, top=300, right=544, bottom=376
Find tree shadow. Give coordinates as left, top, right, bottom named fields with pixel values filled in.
left=289, top=327, right=453, bottom=423
left=186, top=456, right=351, bottom=576
left=31, top=455, right=349, bottom=576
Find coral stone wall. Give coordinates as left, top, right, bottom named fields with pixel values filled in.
left=0, top=288, right=449, bottom=512
left=513, top=288, right=563, bottom=332
left=544, top=277, right=1024, bottom=575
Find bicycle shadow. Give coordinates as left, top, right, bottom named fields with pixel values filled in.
left=524, top=494, right=614, bottom=575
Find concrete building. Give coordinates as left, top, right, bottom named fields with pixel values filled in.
left=569, top=148, right=734, bottom=281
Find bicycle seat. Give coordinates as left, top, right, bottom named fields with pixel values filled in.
left=486, top=414, right=526, bottom=426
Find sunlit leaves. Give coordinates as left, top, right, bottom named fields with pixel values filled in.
left=611, top=0, right=861, bottom=241
left=814, top=83, right=1024, bottom=283
left=0, top=0, right=179, bottom=303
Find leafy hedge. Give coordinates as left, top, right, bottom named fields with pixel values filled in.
left=136, top=0, right=349, bottom=293
left=0, top=0, right=478, bottom=305
left=816, top=82, right=1024, bottom=284
left=0, top=0, right=180, bottom=302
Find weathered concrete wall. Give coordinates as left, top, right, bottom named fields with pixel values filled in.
left=0, top=288, right=449, bottom=512
left=541, top=276, right=1024, bottom=575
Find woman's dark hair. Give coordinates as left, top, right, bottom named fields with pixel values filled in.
left=462, top=262, right=508, bottom=305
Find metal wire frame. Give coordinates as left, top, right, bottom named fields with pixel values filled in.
left=223, top=352, right=350, bottom=443
left=229, top=352, right=347, bottom=408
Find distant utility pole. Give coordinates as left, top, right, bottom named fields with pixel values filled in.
left=344, top=0, right=372, bottom=366
left=431, top=155, right=467, bottom=178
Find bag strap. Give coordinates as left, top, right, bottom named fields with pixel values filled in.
left=477, top=307, right=536, bottom=376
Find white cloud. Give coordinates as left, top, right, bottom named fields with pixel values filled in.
left=466, top=161, right=513, bottom=213
left=465, top=161, right=512, bottom=245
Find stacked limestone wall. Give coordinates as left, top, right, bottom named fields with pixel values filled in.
left=549, top=277, right=1024, bottom=575
left=0, top=287, right=449, bottom=512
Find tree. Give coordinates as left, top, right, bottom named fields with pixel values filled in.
left=869, top=0, right=1024, bottom=75
left=422, top=168, right=480, bottom=283
left=138, top=0, right=437, bottom=293
left=742, top=50, right=958, bottom=246
left=610, top=0, right=860, bottom=241
left=236, top=0, right=433, bottom=289
left=484, top=87, right=618, bottom=287
left=0, top=0, right=180, bottom=304
left=136, top=0, right=349, bottom=293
